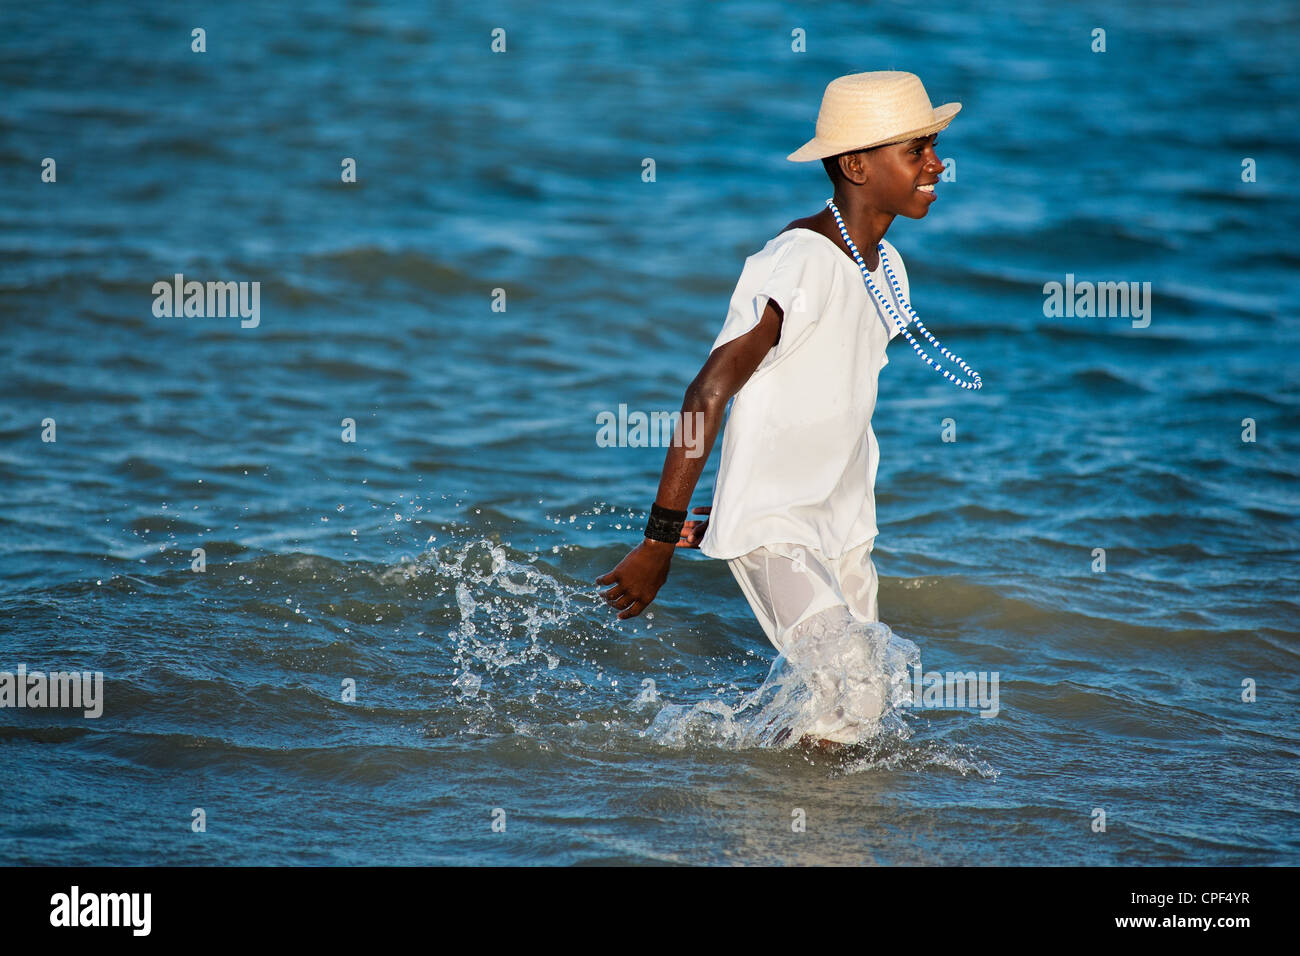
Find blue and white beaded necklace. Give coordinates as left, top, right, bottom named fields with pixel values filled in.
left=826, top=197, right=982, bottom=391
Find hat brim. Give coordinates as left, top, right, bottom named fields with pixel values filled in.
left=786, top=101, right=962, bottom=163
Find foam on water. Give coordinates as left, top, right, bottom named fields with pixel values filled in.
left=643, top=607, right=922, bottom=751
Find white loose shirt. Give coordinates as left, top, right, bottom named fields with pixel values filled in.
left=698, top=228, right=909, bottom=561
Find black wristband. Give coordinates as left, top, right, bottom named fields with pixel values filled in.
left=645, top=502, right=688, bottom=543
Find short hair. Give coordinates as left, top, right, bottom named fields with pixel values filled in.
left=821, top=155, right=842, bottom=187
left=821, top=148, right=870, bottom=187
left=822, top=144, right=889, bottom=187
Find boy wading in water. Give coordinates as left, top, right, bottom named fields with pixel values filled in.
left=596, top=72, right=962, bottom=752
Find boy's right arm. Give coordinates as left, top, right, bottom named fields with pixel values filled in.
left=595, top=297, right=786, bottom=620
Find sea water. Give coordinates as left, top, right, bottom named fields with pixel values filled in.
left=1, top=0, right=1297, bottom=865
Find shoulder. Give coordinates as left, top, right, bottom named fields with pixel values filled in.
left=743, top=226, right=812, bottom=273
left=776, top=215, right=835, bottom=247
left=767, top=219, right=842, bottom=267
left=779, top=215, right=818, bottom=235
left=736, top=218, right=837, bottom=283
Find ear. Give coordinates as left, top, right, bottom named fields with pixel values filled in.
left=839, top=150, right=870, bottom=185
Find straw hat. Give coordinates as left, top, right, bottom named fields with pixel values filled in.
left=787, top=71, right=961, bottom=162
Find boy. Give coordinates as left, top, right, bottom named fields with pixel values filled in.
left=596, top=71, right=962, bottom=748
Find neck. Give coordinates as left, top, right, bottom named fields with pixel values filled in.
left=830, top=188, right=895, bottom=255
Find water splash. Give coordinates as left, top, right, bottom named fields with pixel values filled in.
left=633, top=677, right=660, bottom=707
left=643, top=607, right=923, bottom=751
left=438, top=539, right=577, bottom=680
left=391, top=535, right=993, bottom=776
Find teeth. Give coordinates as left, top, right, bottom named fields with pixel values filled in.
left=917, top=184, right=935, bottom=192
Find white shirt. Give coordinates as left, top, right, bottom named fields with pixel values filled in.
left=698, top=228, right=909, bottom=561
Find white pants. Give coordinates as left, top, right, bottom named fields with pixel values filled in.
left=725, top=538, right=893, bottom=745
left=726, top=538, right=880, bottom=654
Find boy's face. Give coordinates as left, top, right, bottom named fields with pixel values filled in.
left=840, top=134, right=944, bottom=218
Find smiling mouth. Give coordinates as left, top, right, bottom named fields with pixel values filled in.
left=916, top=183, right=936, bottom=193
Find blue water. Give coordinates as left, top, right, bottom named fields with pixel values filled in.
left=2, top=0, right=1298, bottom=865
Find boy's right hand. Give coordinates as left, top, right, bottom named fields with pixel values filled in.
left=595, top=538, right=675, bottom=620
